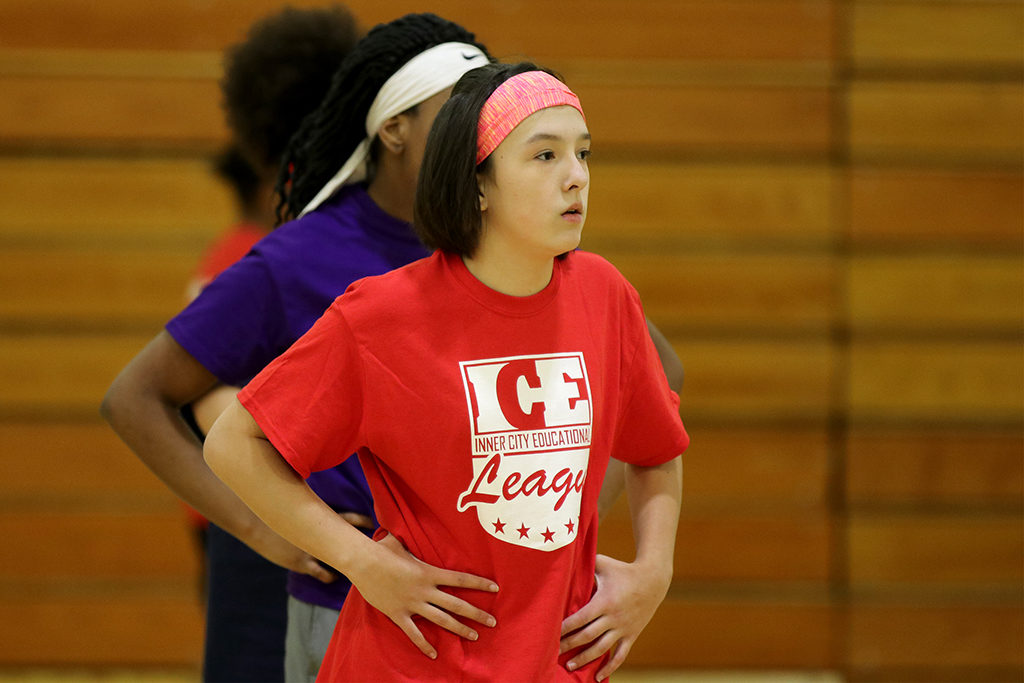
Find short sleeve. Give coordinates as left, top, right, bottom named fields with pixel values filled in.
left=238, top=302, right=365, bottom=479
left=166, top=253, right=289, bottom=386
left=611, top=288, right=689, bottom=467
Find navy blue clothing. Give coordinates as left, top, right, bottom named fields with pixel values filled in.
left=203, top=524, right=287, bottom=683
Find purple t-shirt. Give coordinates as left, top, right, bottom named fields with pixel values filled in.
left=166, top=183, right=429, bottom=608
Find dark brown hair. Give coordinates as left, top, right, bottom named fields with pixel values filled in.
left=413, top=62, right=560, bottom=256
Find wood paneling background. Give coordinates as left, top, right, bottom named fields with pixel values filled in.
left=0, top=1, right=1020, bottom=679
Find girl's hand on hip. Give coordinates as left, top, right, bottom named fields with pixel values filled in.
left=559, top=553, right=671, bottom=681
left=352, top=532, right=499, bottom=659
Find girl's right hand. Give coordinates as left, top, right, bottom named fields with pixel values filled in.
left=352, top=533, right=499, bottom=659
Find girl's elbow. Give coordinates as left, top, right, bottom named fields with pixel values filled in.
left=99, top=370, right=137, bottom=427
left=202, top=419, right=231, bottom=474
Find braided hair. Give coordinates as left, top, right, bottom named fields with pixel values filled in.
left=276, top=13, right=491, bottom=222
left=220, top=5, right=362, bottom=173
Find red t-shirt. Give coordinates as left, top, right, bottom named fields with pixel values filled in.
left=194, top=222, right=268, bottom=287
left=239, top=250, right=688, bottom=682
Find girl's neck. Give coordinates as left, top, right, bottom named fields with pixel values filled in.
left=366, top=163, right=414, bottom=223
left=462, top=236, right=554, bottom=297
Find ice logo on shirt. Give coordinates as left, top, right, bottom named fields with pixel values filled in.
left=457, top=353, right=591, bottom=552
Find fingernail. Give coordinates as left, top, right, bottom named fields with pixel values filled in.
left=428, top=651, right=437, bottom=660
left=487, top=616, right=496, bottom=627
left=468, top=631, right=478, bottom=641
left=489, top=583, right=499, bottom=592
left=567, top=661, right=577, bottom=671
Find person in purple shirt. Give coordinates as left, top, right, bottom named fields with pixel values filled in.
left=102, top=14, right=494, bottom=683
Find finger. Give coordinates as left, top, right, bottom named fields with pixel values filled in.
left=436, top=567, right=499, bottom=594
left=430, top=591, right=497, bottom=628
left=300, top=559, right=336, bottom=584
left=397, top=618, right=437, bottom=659
left=560, top=597, right=604, bottom=636
left=595, top=639, right=632, bottom=681
left=338, top=512, right=375, bottom=530
left=567, top=630, right=618, bottom=672
left=422, top=604, right=479, bottom=641
left=559, top=617, right=609, bottom=654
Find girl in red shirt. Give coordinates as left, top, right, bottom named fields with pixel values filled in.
left=206, top=62, right=687, bottom=682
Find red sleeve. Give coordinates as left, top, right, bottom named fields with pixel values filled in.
left=195, top=224, right=267, bottom=284
left=238, top=301, right=364, bottom=479
left=610, top=286, right=689, bottom=467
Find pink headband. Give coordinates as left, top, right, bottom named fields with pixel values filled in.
left=476, top=71, right=585, bottom=164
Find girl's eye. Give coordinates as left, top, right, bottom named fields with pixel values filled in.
left=578, top=149, right=591, bottom=161
left=536, top=151, right=555, bottom=161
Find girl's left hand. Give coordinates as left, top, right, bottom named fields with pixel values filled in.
left=558, top=553, right=671, bottom=681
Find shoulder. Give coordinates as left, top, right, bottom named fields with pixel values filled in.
left=564, top=250, right=637, bottom=298
left=259, top=184, right=378, bottom=250
left=342, top=252, right=439, bottom=302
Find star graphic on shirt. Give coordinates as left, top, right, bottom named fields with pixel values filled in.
left=492, top=518, right=506, bottom=534
left=565, top=519, right=575, bottom=535
left=516, top=523, right=530, bottom=539
left=541, top=527, right=555, bottom=543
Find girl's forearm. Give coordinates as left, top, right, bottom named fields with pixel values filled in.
left=625, top=456, right=683, bottom=581
left=101, top=333, right=265, bottom=542
left=204, top=399, right=377, bottom=577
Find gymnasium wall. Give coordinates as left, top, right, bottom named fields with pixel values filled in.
left=0, top=1, right=1020, bottom=680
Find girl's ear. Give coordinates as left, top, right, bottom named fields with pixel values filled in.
left=476, top=174, right=488, bottom=212
left=377, top=114, right=409, bottom=154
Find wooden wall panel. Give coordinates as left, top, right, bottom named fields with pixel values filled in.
left=0, top=421, right=166, bottom=497
left=0, top=75, right=833, bottom=154
left=0, top=158, right=233, bottom=242
left=852, top=1, right=1024, bottom=68
left=0, top=511, right=199, bottom=579
left=0, top=246, right=198, bottom=326
left=628, top=597, right=835, bottom=669
left=0, top=594, right=201, bottom=665
left=848, top=603, right=1024, bottom=676
left=0, top=0, right=835, bottom=62
left=606, top=252, right=836, bottom=332
left=0, top=76, right=223, bottom=148
left=581, top=83, right=832, bottom=154
left=682, top=427, right=830, bottom=508
left=0, top=334, right=152, bottom=416
left=848, top=169, right=1024, bottom=247
left=672, top=340, right=834, bottom=422
left=847, top=341, right=1023, bottom=423
left=849, top=514, right=1023, bottom=586
left=846, top=430, right=1024, bottom=505
left=585, top=163, right=835, bottom=247
left=847, top=255, right=1024, bottom=333
left=0, top=158, right=836, bottom=246
left=600, top=510, right=831, bottom=583
left=0, top=0, right=1018, bottom=677
left=848, top=83, right=1023, bottom=162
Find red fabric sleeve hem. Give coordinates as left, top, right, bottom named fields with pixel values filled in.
left=238, top=386, right=314, bottom=480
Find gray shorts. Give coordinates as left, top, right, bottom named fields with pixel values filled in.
left=284, top=596, right=341, bottom=683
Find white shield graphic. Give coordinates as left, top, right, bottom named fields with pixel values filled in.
left=458, top=353, right=592, bottom=552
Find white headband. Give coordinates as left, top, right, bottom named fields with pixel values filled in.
left=299, top=41, right=489, bottom=216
